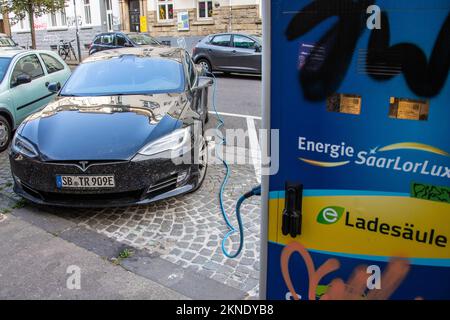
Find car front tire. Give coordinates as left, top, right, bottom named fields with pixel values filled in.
left=190, top=129, right=208, bottom=192
left=197, top=58, right=212, bottom=74
left=0, top=115, right=12, bottom=152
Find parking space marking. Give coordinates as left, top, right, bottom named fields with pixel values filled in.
left=208, top=111, right=262, bottom=121
left=246, top=117, right=262, bottom=183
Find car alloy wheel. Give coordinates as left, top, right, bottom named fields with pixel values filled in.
left=198, top=59, right=211, bottom=73
left=0, top=116, right=11, bottom=151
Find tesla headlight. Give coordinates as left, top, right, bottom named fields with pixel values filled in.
left=11, top=134, right=39, bottom=158
left=137, top=126, right=191, bottom=157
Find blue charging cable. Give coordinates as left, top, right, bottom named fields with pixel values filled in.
left=207, top=71, right=261, bottom=258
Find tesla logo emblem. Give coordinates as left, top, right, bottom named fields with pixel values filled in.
left=79, top=161, right=89, bottom=171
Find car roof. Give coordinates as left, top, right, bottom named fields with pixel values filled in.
left=94, top=32, right=153, bottom=36
left=0, top=48, right=26, bottom=58
left=0, top=48, right=59, bottom=59
left=209, top=32, right=257, bottom=37
left=83, top=46, right=184, bottom=64
left=125, top=32, right=147, bottom=35
left=95, top=31, right=125, bottom=36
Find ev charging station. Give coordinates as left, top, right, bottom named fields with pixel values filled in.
left=260, top=0, right=450, bottom=300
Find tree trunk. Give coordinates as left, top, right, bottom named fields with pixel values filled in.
left=27, top=3, right=36, bottom=49
left=1, top=8, right=11, bottom=36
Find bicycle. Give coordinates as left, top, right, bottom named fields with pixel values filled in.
left=58, top=39, right=77, bottom=61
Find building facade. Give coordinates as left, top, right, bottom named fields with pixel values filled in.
left=8, top=1, right=261, bottom=57
left=9, top=1, right=122, bottom=57
left=120, top=0, right=262, bottom=46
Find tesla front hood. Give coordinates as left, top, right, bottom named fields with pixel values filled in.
left=18, top=94, right=186, bottom=161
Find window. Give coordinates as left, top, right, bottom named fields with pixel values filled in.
left=198, top=1, right=213, bottom=19
left=16, top=13, right=30, bottom=31
left=40, top=53, right=64, bottom=74
left=115, top=34, right=128, bottom=46
left=11, top=54, right=44, bottom=86
left=84, top=0, right=92, bottom=25
left=127, top=33, right=161, bottom=45
left=158, top=0, right=174, bottom=21
left=49, top=9, right=67, bottom=27
left=210, top=34, right=231, bottom=47
left=100, top=34, right=114, bottom=45
left=233, top=35, right=256, bottom=49
left=0, top=58, right=12, bottom=83
left=61, top=10, right=67, bottom=26
left=50, top=13, right=57, bottom=27
left=60, top=56, right=185, bottom=96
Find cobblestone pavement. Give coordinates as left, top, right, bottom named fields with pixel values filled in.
left=0, top=149, right=262, bottom=297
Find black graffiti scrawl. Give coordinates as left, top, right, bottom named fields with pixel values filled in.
left=367, top=11, right=450, bottom=98
left=286, top=0, right=450, bottom=101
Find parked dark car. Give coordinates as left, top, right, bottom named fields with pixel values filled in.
left=9, top=47, right=213, bottom=207
left=0, top=33, right=21, bottom=50
left=192, top=33, right=262, bottom=74
left=88, top=32, right=161, bottom=55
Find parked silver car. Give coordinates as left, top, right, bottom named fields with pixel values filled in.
left=192, top=33, right=262, bottom=75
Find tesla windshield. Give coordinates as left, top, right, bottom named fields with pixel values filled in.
left=60, top=55, right=185, bottom=96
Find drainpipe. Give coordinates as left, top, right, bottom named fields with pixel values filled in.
left=229, top=0, right=232, bottom=32
left=73, top=0, right=82, bottom=62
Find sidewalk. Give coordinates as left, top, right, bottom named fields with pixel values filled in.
left=0, top=213, right=187, bottom=300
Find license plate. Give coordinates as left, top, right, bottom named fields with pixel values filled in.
left=56, top=175, right=115, bottom=189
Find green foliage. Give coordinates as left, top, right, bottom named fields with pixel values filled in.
left=118, top=249, right=134, bottom=260
left=0, top=0, right=66, bottom=24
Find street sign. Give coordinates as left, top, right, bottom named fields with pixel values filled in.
left=261, top=0, right=450, bottom=300
left=140, top=16, right=148, bottom=33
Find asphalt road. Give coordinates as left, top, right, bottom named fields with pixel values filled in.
left=206, top=73, right=262, bottom=154
left=212, top=73, right=262, bottom=117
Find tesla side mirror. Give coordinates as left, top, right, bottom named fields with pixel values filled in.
left=14, top=74, right=31, bottom=87
left=255, top=45, right=262, bottom=53
left=196, top=76, right=214, bottom=89
left=47, top=82, right=61, bottom=93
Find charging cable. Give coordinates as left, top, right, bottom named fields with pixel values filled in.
left=207, top=71, right=261, bottom=258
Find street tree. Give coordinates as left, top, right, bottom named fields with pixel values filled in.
left=0, top=0, right=65, bottom=49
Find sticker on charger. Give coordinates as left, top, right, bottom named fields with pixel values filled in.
left=389, top=97, right=429, bottom=121
left=411, top=182, right=450, bottom=204
left=327, top=93, right=362, bottom=115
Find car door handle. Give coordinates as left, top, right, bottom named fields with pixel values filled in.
left=232, top=50, right=237, bottom=54
left=208, top=49, right=212, bottom=52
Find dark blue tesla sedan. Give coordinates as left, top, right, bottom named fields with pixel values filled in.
left=9, top=47, right=213, bottom=207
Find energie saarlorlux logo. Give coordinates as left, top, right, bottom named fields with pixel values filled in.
left=298, top=137, right=450, bottom=180
left=316, top=206, right=345, bottom=225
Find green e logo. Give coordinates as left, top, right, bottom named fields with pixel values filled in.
left=317, top=206, right=345, bottom=225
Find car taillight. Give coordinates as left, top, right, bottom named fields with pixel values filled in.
left=88, top=43, right=93, bottom=49
left=192, top=47, right=197, bottom=55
